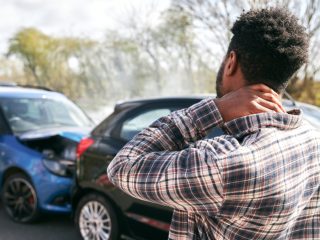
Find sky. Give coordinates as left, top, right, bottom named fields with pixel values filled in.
left=0, top=0, right=171, bottom=54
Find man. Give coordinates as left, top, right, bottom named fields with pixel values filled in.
left=107, top=8, right=319, bottom=240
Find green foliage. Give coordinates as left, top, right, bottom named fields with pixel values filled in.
left=8, top=28, right=94, bottom=99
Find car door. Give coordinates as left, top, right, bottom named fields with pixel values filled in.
left=79, top=100, right=226, bottom=239
left=0, top=106, right=14, bottom=188
left=117, top=102, right=225, bottom=237
left=83, top=105, right=178, bottom=182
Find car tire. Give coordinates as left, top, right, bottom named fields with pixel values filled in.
left=1, top=173, right=39, bottom=223
left=75, top=193, right=120, bottom=240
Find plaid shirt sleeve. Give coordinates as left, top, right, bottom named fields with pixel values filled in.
left=107, top=98, right=227, bottom=214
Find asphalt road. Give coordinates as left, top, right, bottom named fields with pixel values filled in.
left=0, top=202, right=80, bottom=240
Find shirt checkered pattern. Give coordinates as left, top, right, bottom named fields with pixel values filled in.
left=107, top=98, right=320, bottom=240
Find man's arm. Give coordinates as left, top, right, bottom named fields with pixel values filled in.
left=107, top=98, right=226, bottom=214
left=107, top=85, right=284, bottom=214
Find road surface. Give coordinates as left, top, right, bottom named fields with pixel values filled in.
left=0, top=202, right=79, bottom=240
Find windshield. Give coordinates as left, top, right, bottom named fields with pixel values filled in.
left=0, top=97, right=92, bottom=134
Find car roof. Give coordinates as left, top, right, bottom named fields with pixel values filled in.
left=0, top=86, right=66, bottom=99
left=114, top=96, right=320, bottom=120
left=115, top=95, right=214, bottom=112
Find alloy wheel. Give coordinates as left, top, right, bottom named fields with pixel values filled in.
left=79, top=200, right=112, bottom=240
left=3, top=177, right=37, bottom=222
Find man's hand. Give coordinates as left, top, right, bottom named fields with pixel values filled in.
left=215, top=84, right=286, bottom=122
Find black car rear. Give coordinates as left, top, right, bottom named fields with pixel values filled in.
left=72, top=97, right=224, bottom=240
left=72, top=96, right=320, bottom=240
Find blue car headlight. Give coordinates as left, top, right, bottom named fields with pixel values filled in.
left=43, top=159, right=74, bottom=177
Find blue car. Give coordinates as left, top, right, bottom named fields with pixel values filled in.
left=0, top=85, right=93, bottom=223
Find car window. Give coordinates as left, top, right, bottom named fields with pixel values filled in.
left=119, top=108, right=225, bottom=141
left=120, top=108, right=171, bottom=141
left=0, top=98, right=92, bottom=134
left=43, top=100, right=87, bottom=127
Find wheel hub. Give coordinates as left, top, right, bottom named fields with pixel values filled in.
left=79, top=201, right=111, bottom=240
left=17, top=197, right=24, bottom=205
left=3, top=177, right=37, bottom=222
left=88, top=215, right=104, bottom=233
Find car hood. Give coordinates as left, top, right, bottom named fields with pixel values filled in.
left=18, top=127, right=90, bottom=142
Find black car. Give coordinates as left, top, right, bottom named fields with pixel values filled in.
left=72, top=96, right=320, bottom=240
left=72, top=97, right=223, bottom=240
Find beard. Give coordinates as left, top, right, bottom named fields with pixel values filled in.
left=216, top=61, right=225, bottom=98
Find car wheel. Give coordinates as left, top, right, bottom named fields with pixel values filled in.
left=75, top=193, right=119, bottom=240
left=1, top=173, right=39, bottom=223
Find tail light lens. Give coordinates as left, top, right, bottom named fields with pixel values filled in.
left=77, top=138, right=95, bottom=159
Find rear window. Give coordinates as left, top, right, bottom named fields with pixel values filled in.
left=120, top=108, right=171, bottom=141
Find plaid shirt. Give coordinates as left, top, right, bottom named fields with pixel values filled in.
left=107, top=98, right=320, bottom=240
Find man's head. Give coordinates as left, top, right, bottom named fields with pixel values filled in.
left=216, top=8, right=309, bottom=98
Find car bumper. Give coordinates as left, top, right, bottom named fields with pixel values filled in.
left=33, top=171, right=73, bottom=214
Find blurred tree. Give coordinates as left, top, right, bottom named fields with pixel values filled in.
left=8, top=28, right=51, bottom=85
left=0, top=57, right=25, bottom=84
left=115, top=2, right=216, bottom=96
left=172, top=0, right=320, bottom=104
left=7, top=28, right=94, bottom=99
left=5, top=2, right=319, bottom=107
left=75, top=32, right=153, bottom=102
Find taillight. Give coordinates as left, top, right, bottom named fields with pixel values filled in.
left=76, top=138, right=95, bottom=159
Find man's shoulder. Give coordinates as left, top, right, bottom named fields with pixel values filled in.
left=193, top=134, right=251, bottom=159
left=298, top=119, right=320, bottom=139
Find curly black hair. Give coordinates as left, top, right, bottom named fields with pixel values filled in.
left=228, top=7, right=309, bottom=92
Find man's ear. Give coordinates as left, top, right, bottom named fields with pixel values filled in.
left=225, top=51, right=238, bottom=76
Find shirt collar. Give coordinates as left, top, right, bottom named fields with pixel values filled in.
left=222, top=109, right=303, bottom=138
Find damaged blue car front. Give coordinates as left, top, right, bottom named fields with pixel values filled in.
left=0, top=85, right=93, bottom=223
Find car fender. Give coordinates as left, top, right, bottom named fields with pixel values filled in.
left=0, top=135, right=43, bottom=187
left=0, top=135, right=73, bottom=211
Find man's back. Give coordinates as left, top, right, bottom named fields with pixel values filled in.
left=187, top=111, right=320, bottom=239
left=108, top=97, right=320, bottom=240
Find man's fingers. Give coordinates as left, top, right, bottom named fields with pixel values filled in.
left=217, top=84, right=287, bottom=122
left=256, top=92, right=286, bottom=112
left=251, top=101, right=273, bottom=114
left=256, top=98, right=284, bottom=113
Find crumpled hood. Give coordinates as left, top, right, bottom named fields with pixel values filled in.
left=18, top=127, right=90, bottom=142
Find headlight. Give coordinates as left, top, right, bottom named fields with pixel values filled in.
left=43, top=159, right=74, bottom=177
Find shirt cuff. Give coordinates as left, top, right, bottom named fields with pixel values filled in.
left=188, top=97, right=224, bottom=133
